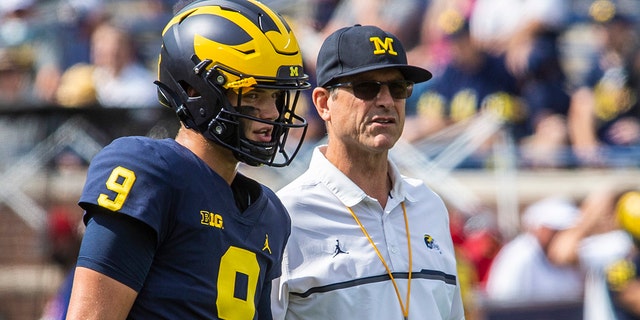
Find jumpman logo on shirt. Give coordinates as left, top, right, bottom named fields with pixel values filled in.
left=263, top=234, right=272, bottom=254
left=333, top=239, right=349, bottom=257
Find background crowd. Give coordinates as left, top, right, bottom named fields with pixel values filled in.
left=0, top=0, right=639, bottom=319
left=1, top=0, right=639, bottom=168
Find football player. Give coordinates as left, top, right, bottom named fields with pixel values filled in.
left=66, top=0, right=310, bottom=318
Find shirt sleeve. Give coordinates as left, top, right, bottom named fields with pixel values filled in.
left=270, top=275, right=288, bottom=320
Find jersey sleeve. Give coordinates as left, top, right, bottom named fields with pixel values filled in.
left=79, top=137, right=177, bottom=236
left=77, top=209, right=156, bottom=291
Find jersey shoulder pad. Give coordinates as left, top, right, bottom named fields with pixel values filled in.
left=80, top=137, right=177, bottom=215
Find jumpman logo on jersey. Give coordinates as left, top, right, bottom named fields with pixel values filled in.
left=333, top=239, right=349, bottom=257
left=262, top=234, right=272, bottom=254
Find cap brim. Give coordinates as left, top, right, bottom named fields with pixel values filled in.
left=324, top=64, right=432, bottom=86
left=399, top=65, right=433, bottom=83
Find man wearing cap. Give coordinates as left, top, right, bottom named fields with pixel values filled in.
left=271, top=25, right=465, bottom=320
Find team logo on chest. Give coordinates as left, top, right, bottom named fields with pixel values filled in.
left=333, top=239, right=349, bottom=257
left=423, top=234, right=442, bottom=254
left=200, top=210, right=224, bottom=229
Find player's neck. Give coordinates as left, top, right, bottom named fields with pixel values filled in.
left=175, top=127, right=238, bottom=184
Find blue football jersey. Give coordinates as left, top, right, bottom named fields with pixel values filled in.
left=411, top=53, right=522, bottom=124
left=78, top=136, right=291, bottom=319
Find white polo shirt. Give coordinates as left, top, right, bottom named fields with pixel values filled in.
left=272, top=146, right=465, bottom=320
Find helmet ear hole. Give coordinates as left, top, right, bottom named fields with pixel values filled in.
left=180, top=81, right=199, bottom=98
left=155, top=80, right=198, bottom=129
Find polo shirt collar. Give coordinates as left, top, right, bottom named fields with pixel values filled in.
left=310, top=146, right=412, bottom=207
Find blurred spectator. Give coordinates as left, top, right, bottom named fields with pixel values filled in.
left=46, top=205, right=83, bottom=271
left=55, top=0, right=107, bottom=71
left=321, top=0, right=428, bottom=51
left=406, top=0, right=476, bottom=73
left=469, top=0, right=568, bottom=77
left=402, top=9, right=523, bottom=168
left=40, top=204, right=84, bottom=320
left=605, top=190, right=640, bottom=319
left=300, top=0, right=341, bottom=32
left=0, top=45, right=33, bottom=105
left=115, top=0, right=172, bottom=70
left=449, top=207, right=502, bottom=320
left=405, top=10, right=522, bottom=132
left=518, top=112, right=573, bottom=168
left=290, top=0, right=429, bottom=74
left=460, top=211, right=502, bottom=289
left=484, top=197, right=584, bottom=303
left=568, top=0, right=640, bottom=167
left=548, top=186, right=635, bottom=320
left=449, top=208, right=481, bottom=320
left=55, top=20, right=159, bottom=108
left=0, top=0, right=63, bottom=106
left=470, top=0, right=574, bottom=168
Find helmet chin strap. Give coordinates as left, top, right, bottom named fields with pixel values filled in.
left=235, top=138, right=277, bottom=167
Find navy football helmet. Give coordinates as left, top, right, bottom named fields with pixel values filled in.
left=156, top=0, right=310, bottom=166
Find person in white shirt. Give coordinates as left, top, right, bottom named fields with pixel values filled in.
left=271, top=24, right=465, bottom=320
left=547, top=187, right=635, bottom=320
left=484, top=197, right=585, bottom=303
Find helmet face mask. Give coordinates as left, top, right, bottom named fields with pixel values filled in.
left=211, top=84, right=308, bottom=167
left=156, top=0, right=310, bottom=167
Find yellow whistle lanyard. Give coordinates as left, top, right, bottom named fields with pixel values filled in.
left=346, top=202, right=412, bottom=320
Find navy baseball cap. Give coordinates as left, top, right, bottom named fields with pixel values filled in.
left=316, top=24, right=432, bottom=87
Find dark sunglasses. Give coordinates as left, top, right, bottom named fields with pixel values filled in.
left=327, top=80, right=414, bottom=100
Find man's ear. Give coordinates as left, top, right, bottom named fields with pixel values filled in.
left=312, top=87, right=331, bottom=121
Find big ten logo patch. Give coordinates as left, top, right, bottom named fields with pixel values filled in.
left=201, top=211, right=224, bottom=229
